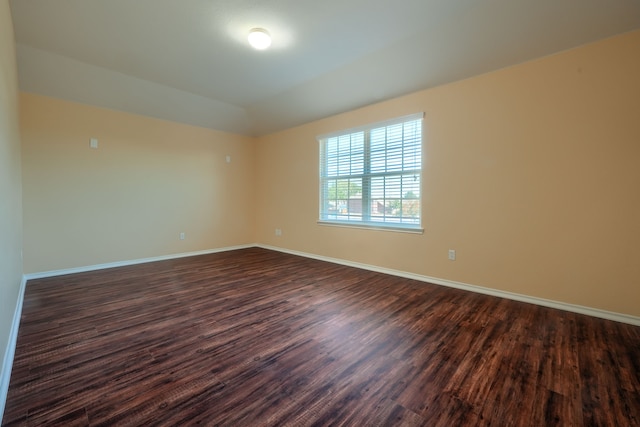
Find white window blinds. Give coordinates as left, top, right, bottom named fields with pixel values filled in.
left=318, top=113, right=423, bottom=231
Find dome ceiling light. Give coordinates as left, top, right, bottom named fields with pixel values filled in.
left=248, top=28, right=272, bottom=50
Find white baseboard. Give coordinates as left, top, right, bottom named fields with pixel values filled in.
left=24, top=244, right=255, bottom=280
left=256, top=244, right=640, bottom=327
left=0, top=275, right=27, bottom=424
left=20, top=242, right=640, bottom=327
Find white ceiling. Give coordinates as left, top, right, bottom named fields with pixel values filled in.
left=10, top=0, right=640, bottom=136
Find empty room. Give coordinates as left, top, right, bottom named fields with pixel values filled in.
left=1, top=0, right=639, bottom=425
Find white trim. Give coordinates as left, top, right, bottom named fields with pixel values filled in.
left=317, top=112, right=424, bottom=141
left=317, top=220, right=424, bottom=234
left=256, top=244, right=640, bottom=327
left=24, top=244, right=254, bottom=280
left=0, top=275, right=27, bottom=424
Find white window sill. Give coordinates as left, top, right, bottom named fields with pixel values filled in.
left=317, top=220, right=424, bottom=234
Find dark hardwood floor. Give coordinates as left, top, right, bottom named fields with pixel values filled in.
left=3, top=247, right=640, bottom=426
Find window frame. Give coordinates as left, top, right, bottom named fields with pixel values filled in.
left=317, top=113, right=424, bottom=233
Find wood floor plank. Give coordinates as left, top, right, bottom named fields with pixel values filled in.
left=3, top=247, right=640, bottom=426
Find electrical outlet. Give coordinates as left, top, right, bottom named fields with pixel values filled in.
left=448, top=249, right=456, bottom=261
left=180, top=232, right=185, bottom=240
left=275, top=228, right=282, bottom=236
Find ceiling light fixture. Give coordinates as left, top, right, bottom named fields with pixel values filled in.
left=248, top=28, right=272, bottom=50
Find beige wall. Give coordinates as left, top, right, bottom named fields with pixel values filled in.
left=21, top=94, right=255, bottom=272
left=255, top=30, right=640, bottom=317
left=0, top=0, right=23, bottom=379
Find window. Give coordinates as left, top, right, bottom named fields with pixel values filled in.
left=319, top=113, right=423, bottom=232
